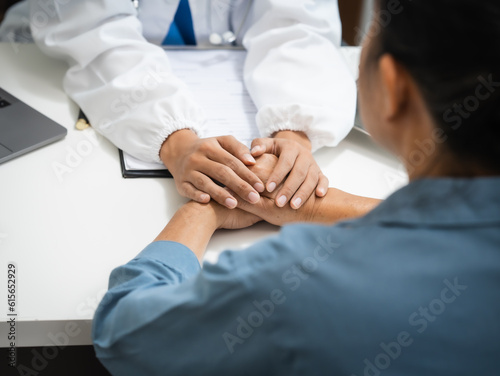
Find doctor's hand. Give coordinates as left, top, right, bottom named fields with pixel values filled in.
left=233, top=153, right=314, bottom=225
left=160, top=129, right=265, bottom=209
left=250, top=131, right=329, bottom=210
left=237, top=154, right=380, bottom=226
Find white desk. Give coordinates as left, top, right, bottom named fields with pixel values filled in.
left=0, top=43, right=407, bottom=347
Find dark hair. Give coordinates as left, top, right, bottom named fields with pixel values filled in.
left=374, top=0, right=500, bottom=170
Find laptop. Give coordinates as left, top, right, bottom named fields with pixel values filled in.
left=0, top=87, right=67, bottom=164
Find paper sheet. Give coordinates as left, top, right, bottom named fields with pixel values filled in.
left=123, top=49, right=260, bottom=172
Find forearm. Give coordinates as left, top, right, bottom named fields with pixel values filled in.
left=243, top=0, right=356, bottom=152
left=306, top=188, right=381, bottom=224
left=154, top=202, right=219, bottom=262
left=30, top=0, right=204, bottom=163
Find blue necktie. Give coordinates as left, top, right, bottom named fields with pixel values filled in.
left=163, top=0, right=197, bottom=45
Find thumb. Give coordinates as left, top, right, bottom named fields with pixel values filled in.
left=250, top=138, right=277, bottom=157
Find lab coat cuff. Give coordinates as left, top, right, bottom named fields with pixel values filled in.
left=257, top=103, right=356, bottom=153
left=257, top=104, right=310, bottom=134
left=135, top=241, right=201, bottom=279
left=255, top=105, right=326, bottom=153
left=150, top=119, right=203, bottom=163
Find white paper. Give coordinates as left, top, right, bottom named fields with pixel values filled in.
left=123, top=49, right=260, bottom=172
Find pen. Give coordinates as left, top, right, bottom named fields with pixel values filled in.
left=75, top=109, right=90, bottom=130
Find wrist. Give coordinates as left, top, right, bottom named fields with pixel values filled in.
left=181, top=201, right=220, bottom=233
left=205, top=201, right=231, bottom=230
left=154, top=200, right=220, bottom=261
left=305, top=188, right=381, bottom=224
left=273, top=130, right=311, bottom=150
left=160, top=129, right=199, bottom=168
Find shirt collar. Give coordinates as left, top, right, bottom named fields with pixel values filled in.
left=358, top=177, right=500, bottom=227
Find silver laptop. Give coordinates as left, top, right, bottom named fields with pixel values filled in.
left=0, top=87, right=67, bottom=164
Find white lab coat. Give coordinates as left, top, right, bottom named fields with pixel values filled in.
left=0, top=0, right=356, bottom=163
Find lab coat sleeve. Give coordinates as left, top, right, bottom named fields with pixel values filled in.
left=243, top=0, right=356, bottom=152
left=26, top=0, right=205, bottom=163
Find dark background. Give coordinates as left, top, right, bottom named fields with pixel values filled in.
left=1, top=0, right=20, bottom=23
left=0, top=345, right=111, bottom=375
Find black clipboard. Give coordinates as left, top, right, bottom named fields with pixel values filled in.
left=118, top=149, right=173, bottom=178
left=77, top=109, right=173, bottom=179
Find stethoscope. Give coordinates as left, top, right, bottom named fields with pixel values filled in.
left=132, top=0, right=254, bottom=46
left=208, top=0, right=254, bottom=45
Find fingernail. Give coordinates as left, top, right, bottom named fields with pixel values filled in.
left=248, top=191, right=260, bottom=203
left=267, top=182, right=277, bottom=193
left=292, top=197, right=302, bottom=209
left=200, top=194, right=210, bottom=202
left=277, top=195, right=287, bottom=207
left=225, top=197, right=237, bottom=209
left=254, top=182, right=265, bottom=192
left=317, top=187, right=326, bottom=196
left=251, top=145, right=262, bottom=154
left=243, top=153, right=256, bottom=164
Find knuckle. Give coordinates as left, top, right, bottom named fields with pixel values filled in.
left=280, top=185, right=294, bottom=198
left=186, top=154, right=201, bottom=168
left=212, top=187, right=232, bottom=203
left=295, top=187, right=307, bottom=198
left=194, top=176, right=206, bottom=190
left=304, top=172, right=319, bottom=186
left=236, top=181, right=249, bottom=194
left=281, top=158, right=295, bottom=171
left=301, top=181, right=316, bottom=194
left=295, top=165, right=309, bottom=179
left=196, top=141, right=206, bottom=152
left=210, top=190, right=226, bottom=203
left=179, top=183, right=194, bottom=198
left=221, top=135, right=236, bottom=145
left=214, top=165, right=230, bottom=182
left=198, top=140, right=213, bottom=153
left=177, top=181, right=188, bottom=194
left=274, top=170, right=290, bottom=183
left=225, top=158, right=239, bottom=172
left=312, top=163, right=321, bottom=173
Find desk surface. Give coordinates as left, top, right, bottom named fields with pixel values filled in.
left=0, top=43, right=407, bottom=347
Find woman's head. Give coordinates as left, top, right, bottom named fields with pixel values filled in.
left=358, top=0, right=500, bottom=176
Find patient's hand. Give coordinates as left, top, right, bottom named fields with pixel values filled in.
left=237, top=188, right=378, bottom=226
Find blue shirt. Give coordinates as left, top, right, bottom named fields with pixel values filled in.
left=92, top=178, right=500, bottom=375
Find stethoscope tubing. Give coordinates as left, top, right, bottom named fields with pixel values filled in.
left=132, top=0, right=254, bottom=46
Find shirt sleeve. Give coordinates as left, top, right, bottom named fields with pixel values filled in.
left=26, top=0, right=205, bottom=163
left=242, top=0, right=357, bottom=152
left=91, top=237, right=292, bottom=375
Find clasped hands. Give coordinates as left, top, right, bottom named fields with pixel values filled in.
left=160, top=129, right=328, bottom=211
left=212, top=152, right=380, bottom=230
left=215, top=152, right=321, bottom=229
left=160, top=129, right=380, bottom=230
